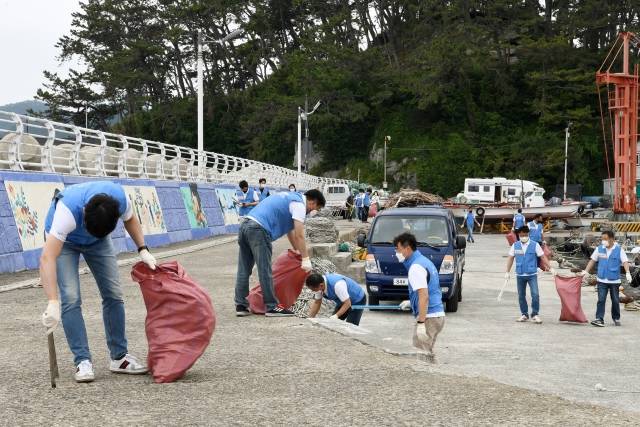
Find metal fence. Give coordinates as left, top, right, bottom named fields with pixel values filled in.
left=0, top=110, right=355, bottom=190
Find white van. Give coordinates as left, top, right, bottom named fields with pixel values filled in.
left=323, top=183, right=350, bottom=211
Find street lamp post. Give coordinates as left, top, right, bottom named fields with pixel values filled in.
left=383, top=135, right=390, bottom=189
left=563, top=122, right=571, bottom=201
left=296, top=99, right=321, bottom=173
left=197, top=28, right=243, bottom=179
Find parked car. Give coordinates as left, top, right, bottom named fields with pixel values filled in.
left=358, top=206, right=466, bottom=312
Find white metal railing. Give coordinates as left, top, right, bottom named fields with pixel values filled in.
left=0, top=111, right=356, bottom=190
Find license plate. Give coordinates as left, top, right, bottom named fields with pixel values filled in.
left=393, top=278, right=409, bottom=286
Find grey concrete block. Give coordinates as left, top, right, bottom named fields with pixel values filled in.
left=309, top=242, right=337, bottom=258
left=331, top=252, right=352, bottom=273
left=347, top=261, right=366, bottom=283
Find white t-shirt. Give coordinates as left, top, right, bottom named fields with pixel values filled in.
left=48, top=199, right=133, bottom=243
left=407, top=263, right=444, bottom=318
left=247, top=200, right=306, bottom=228
left=590, top=243, right=628, bottom=283
left=324, top=278, right=350, bottom=302
left=508, top=241, right=544, bottom=276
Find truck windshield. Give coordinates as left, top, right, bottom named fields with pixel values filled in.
left=370, top=216, right=449, bottom=246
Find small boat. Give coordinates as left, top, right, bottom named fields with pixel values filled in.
left=446, top=177, right=584, bottom=220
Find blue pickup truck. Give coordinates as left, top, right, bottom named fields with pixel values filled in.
left=357, top=206, right=466, bottom=312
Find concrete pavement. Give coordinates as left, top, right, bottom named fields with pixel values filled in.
left=1, top=233, right=639, bottom=425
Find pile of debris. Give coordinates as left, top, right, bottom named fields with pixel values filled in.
left=291, top=258, right=337, bottom=318
left=384, top=189, right=443, bottom=209
left=305, top=217, right=339, bottom=243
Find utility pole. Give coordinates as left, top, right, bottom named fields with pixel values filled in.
left=304, top=95, right=309, bottom=172
left=197, top=30, right=204, bottom=179
left=383, top=135, right=390, bottom=189
left=297, top=106, right=302, bottom=173
left=563, top=122, right=571, bottom=201
left=296, top=98, right=321, bottom=173
left=85, top=101, right=88, bottom=128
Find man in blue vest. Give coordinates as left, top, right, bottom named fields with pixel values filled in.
left=528, top=213, right=544, bottom=245
left=393, top=232, right=444, bottom=360
left=512, top=208, right=526, bottom=231
left=582, top=230, right=632, bottom=327
left=235, top=180, right=259, bottom=217
left=235, top=189, right=326, bottom=317
left=257, top=178, right=270, bottom=202
left=361, top=188, right=372, bottom=223
left=355, top=188, right=365, bottom=222
left=464, top=208, right=480, bottom=243
left=40, top=181, right=157, bottom=383
left=505, top=225, right=551, bottom=324
left=305, top=273, right=367, bottom=325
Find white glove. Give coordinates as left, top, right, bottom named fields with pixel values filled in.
left=578, top=270, right=587, bottom=276
left=626, top=272, right=632, bottom=282
left=399, top=300, right=411, bottom=311
left=42, top=300, right=60, bottom=334
left=416, top=322, right=428, bottom=342
left=504, top=272, right=510, bottom=280
left=330, top=314, right=340, bottom=320
left=140, top=249, right=157, bottom=270
left=301, top=257, right=312, bottom=272
left=550, top=268, right=557, bottom=276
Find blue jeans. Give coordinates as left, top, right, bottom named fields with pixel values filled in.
left=516, top=275, right=539, bottom=317
left=57, top=237, right=127, bottom=365
left=595, top=282, right=621, bottom=321
left=466, top=224, right=474, bottom=242
left=234, top=220, right=278, bottom=311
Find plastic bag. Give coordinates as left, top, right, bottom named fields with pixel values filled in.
left=506, top=231, right=517, bottom=246
left=248, top=250, right=309, bottom=314
left=131, top=261, right=215, bottom=383
left=538, top=244, right=553, bottom=270
left=554, top=275, right=588, bottom=323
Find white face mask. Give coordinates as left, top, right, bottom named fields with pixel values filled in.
left=520, top=236, right=529, bottom=243
left=259, top=184, right=265, bottom=189
left=395, top=251, right=405, bottom=262
left=601, top=239, right=610, bottom=247
left=289, top=188, right=295, bottom=192
left=308, top=210, right=318, bottom=218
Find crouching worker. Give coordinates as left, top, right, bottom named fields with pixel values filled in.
left=40, top=181, right=157, bottom=383
left=305, top=273, right=367, bottom=325
left=393, top=232, right=444, bottom=360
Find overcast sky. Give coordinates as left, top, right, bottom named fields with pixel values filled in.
left=0, top=0, right=81, bottom=105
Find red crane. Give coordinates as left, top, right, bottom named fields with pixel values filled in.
left=596, top=32, right=639, bottom=214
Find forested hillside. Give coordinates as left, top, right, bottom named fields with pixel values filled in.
left=35, top=1, right=640, bottom=196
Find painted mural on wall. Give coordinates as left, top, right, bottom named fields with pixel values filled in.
left=4, top=181, right=64, bottom=251
left=180, top=183, right=207, bottom=228
left=123, top=185, right=167, bottom=235
left=214, top=187, right=240, bottom=225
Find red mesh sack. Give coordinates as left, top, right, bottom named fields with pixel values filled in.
left=131, top=261, right=215, bottom=383
left=506, top=231, right=517, bottom=246
left=554, top=275, right=588, bottom=323
left=248, top=250, right=310, bottom=314
left=368, top=204, right=378, bottom=217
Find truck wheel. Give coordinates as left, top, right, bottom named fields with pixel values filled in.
left=445, top=286, right=459, bottom=313
left=368, top=294, right=379, bottom=305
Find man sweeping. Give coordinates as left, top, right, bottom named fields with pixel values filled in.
left=40, top=181, right=157, bottom=383
left=234, top=189, right=325, bottom=317
left=393, top=232, right=444, bottom=361
left=583, top=230, right=632, bottom=327
left=305, top=273, right=367, bottom=325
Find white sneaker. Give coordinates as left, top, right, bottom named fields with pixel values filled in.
left=531, top=315, right=543, bottom=324
left=109, top=353, right=148, bottom=375
left=516, top=315, right=529, bottom=322
left=74, top=360, right=95, bottom=383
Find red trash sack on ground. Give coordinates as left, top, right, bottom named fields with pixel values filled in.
left=248, top=250, right=310, bottom=314
left=131, top=261, right=215, bottom=383
left=506, top=231, right=517, bottom=246
left=554, top=275, right=588, bottom=323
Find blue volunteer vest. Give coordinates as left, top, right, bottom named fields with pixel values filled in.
left=324, top=273, right=365, bottom=304
left=513, top=241, right=538, bottom=275
left=248, top=191, right=304, bottom=241
left=44, top=181, right=128, bottom=245
left=402, top=251, right=444, bottom=318
left=513, top=213, right=525, bottom=229
left=363, top=193, right=371, bottom=207
left=596, top=245, right=622, bottom=281
left=236, top=188, right=257, bottom=216
left=258, top=187, right=270, bottom=202
left=355, top=194, right=364, bottom=207
left=528, top=221, right=542, bottom=243
left=466, top=212, right=474, bottom=226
